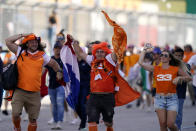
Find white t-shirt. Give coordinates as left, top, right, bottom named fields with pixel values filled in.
left=16, top=46, right=51, bottom=66
left=188, top=54, right=196, bottom=86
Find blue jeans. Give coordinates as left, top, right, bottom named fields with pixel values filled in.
left=49, top=86, right=65, bottom=123
left=193, top=85, right=196, bottom=97
left=76, top=87, right=89, bottom=129
left=0, top=84, right=3, bottom=108
left=176, top=99, right=185, bottom=130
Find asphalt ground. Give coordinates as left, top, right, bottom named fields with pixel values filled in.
left=0, top=95, right=195, bottom=131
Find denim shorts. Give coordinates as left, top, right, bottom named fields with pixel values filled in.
left=154, top=94, right=178, bottom=112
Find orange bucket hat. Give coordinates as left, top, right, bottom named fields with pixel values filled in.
left=22, top=34, right=38, bottom=44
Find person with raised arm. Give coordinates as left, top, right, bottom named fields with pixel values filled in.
left=5, top=33, right=63, bottom=131
left=139, top=45, right=192, bottom=131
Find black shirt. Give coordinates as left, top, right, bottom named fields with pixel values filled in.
left=78, top=60, right=91, bottom=90
left=176, top=64, right=191, bottom=99
left=45, top=56, right=63, bottom=89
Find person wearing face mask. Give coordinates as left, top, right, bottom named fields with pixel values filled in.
left=5, top=33, right=63, bottom=131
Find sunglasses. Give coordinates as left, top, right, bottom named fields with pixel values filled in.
left=96, top=50, right=105, bottom=54
left=57, top=36, right=65, bottom=41
left=174, top=54, right=183, bottom=57
left=160, top=54, right=169, bottom=58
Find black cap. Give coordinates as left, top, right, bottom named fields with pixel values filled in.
left=54, top=41, right=62, bottom=49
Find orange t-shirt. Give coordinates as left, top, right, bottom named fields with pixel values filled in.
left=17, top=51, right=45, bottom=92
left=90, top=59, right=116, bottom=93
left=153, top=65, right=179, bottom=94
left=152, top=62, right=162, bottom=88
left=124, top=54, right=139, bottom=76
left=183, top=52, right=195, bottom=63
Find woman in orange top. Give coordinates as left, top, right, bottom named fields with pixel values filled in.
left=139, top=47, right=192, bottom=131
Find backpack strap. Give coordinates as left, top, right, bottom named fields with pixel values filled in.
left=16, top=48, right=24, bottom=63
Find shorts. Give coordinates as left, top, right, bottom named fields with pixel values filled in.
left=87, top=93, right=115, bottom=124
left=154, top=94, right=178, bottom=112
left=11, top=88, right=41, bottom=120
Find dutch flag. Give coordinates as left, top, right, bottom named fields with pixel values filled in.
left=60, top=36, right=80, bottom=111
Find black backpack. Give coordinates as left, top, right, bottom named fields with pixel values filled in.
left=2, top=49, right=23, bottom=90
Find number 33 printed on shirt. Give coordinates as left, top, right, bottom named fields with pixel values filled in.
left=157, top=74, right=172, bottom=81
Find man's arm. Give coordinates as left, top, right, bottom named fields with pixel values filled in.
left=72, top=40, right=88, bottom=61
left=111, top=52, right=117, bottom=63
left=47, top=58, right=63, bottom=80
left=177, top=68, right=192, bottom=83
left=5, top=33, right=31, bottom=54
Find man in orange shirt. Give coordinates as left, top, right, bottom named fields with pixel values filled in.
left=123, top=45, right=139, bottom=77
left=72, top=35, right=139, bottom=131
left=183, top=44, right=196, bottom=106
left=183, top=44, right=195, bottom=63
left=73, top=40, right=117, bottom=131
left=5, top=33, right=63, bottom=131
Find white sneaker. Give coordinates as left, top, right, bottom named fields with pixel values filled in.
left=48, top=118, right=54, bottom=125
left=70, top=118, right=79, bottom=125
left=51, top=122, right=62, bottom=130
left=56, top=122, right=62, bottom=129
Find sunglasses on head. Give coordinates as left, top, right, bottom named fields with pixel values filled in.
left=160, top=54, right=169, bottom=58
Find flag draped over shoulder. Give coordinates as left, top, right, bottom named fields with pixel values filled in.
left=114, top=68, right=140, bottom=106
left=102, top=10, right=127, bottom=64
left=60, top=35, right=80, bottom=111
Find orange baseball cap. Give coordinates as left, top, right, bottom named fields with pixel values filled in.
left=22, top=34, right=37, bottom=44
